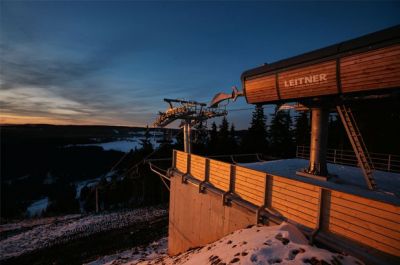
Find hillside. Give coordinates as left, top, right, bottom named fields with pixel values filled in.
left=87, top=222, right=363, bottom=265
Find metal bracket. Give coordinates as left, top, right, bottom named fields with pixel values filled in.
left=166, top=168, right=174, bottom=178
left=199, top=180, right=207, bottom=193
left=256, top=206, right=268, bottom=224
left=181, top=173, right=189, bottom=184
left=222, top=192, right=232, bottom=206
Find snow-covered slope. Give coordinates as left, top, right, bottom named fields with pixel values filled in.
left=26, top=197, right=49, bottom=217
left=0, top=206, right=167, bottom=261
left=88, top=222, right=364, bottom=265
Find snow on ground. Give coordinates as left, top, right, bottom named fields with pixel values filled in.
left=0, top=205, right=168, bottom=261
left=0, top=214, right=82, bottom=234
left=69, top=138, right=162, bottom=153
left=26, top=197, right=49, bottom=217
left=64, top=129, right=177, bottom=153
left=75, top=177, right=102, bottom=199
left=242, top=159, right=400, bottom=200
left=85, top=237, right=168, bottom=265
left=85, top=140, right=143, bottom=153
left=87, top=222, right=363, bottom=265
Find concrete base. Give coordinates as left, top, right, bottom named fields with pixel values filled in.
left=296, top=170, right=329, bottom=181
left=168, top=173, right=259, bottom=256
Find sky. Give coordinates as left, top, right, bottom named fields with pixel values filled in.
left=1, top=1, right=399, bottom=129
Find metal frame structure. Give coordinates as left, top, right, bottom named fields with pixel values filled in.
left=153, top=98, right=227, bottom=153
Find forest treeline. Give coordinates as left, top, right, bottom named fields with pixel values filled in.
left=1, top=101, right=398, bottom=220
left=189, top=101, right=400, bottom=157
left=85, top=101, right=399, bottom=217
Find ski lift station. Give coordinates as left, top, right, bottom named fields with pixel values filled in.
left=153, top=26, right=400, bottom=264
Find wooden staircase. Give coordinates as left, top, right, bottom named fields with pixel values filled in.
left=336, top=105, right=377, bottom=190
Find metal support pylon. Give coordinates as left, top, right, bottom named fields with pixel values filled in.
left=153, top=98, right=227, bottom=154
left=336, top=105, right=377, bottom=190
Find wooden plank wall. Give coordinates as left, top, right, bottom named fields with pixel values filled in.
left=244, top=75, right=278, bottom=103
left=208, top=160, right=231, bottom=191
left=243, top=44, right=400, bottom=104
left=325, top=190, right=400, bottom=256
left=173, top=151, right=400, bottom=257
left=341, top=45, right=400, bottom=93
left=190, top=154, right=206, bottom=181
left=278, top=61, right=337, bottom=99
left=175, top=151, right=187, bottom=173
left=234, top=166, right=266, bottom=206
left=269, top=175, right=320, bottom=229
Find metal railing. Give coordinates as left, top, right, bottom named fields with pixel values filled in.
left=296, top=145, right=400, bottom=173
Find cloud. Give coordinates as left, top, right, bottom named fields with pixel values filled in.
left=0, top=86, right=94, bottom=116
left=0, top=2, right=233, bottom=127
left=0, top=38, right=162, bottom=126
left=1, top=42, right=106, bottom=90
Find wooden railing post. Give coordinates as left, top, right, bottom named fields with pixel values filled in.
left=229, top=164, right=236, bottom=192
left=199, top=159, right=210, bottom=193
left=223, top=164, right=236, bottom=206
left=186, top=153, right=191, bottom=175
left=310, top=188, right=330, bottom=244
left=181, top=153, right=191, bottom=184
left=172, top=150, right=177, bottom=168
left=205, top=159, right=210, bottom=182
left=256, top=173, right=271, bottom=225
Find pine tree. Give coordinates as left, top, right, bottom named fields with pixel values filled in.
left=229, top=123, right=238, bottom=153
left=217, top=116, right=230, bottom=154
left=328, top=113, right=348, bottom=150
left=294, top=112, right=310, bottom=146
left=193, top=122, right=208, bottom=154
left=218, top=116, right=229, bottom=140
left=241, top=105, right=268, bottom=153
left=269, top=106, right=294, bottom=157
left=194, top=122, right=208, bottom=146
left=208, top=122, right=218, bottom=154
left=140, top=125, right=153, bottom=153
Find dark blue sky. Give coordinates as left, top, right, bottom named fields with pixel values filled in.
left=1, top=1, right=399, bottom=128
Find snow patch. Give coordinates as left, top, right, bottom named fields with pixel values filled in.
left=74, top=177, right=101, bottom=199
left=26, top=197, right=49, bottom=217
left=0, top=206, right=167, bottom=261
left=85, top=237, right=168, bottom=265
left=87, top=222, right=363, bottom=265
left=67, top=137, right=163, bottom=153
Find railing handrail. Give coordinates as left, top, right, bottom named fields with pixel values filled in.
left=296, top=145, right=400, bottom=173
left=297, top=145, right=400, bottom=158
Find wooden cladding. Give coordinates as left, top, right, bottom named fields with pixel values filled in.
left=245, top=75, right=279, bottom=103
left=209, top=160, right=231, bottom=191
left=243, top=44, right=400, bottom=104
left=190, top=154, right=206, bottom=181
left=278, top=61, right=337, bottom=100
left=174, top=151, right=267, bottom=206
left=175, top=151, right=187, bottom=173
left=234, top=166, right=266, bottom=206
left=341, top=45, right=400, bottom=93
left=327, top=190, right=400, bottom=256
left=269, top=175, right=320, bottom=229
left=173, top=150, right=400, bottom=257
